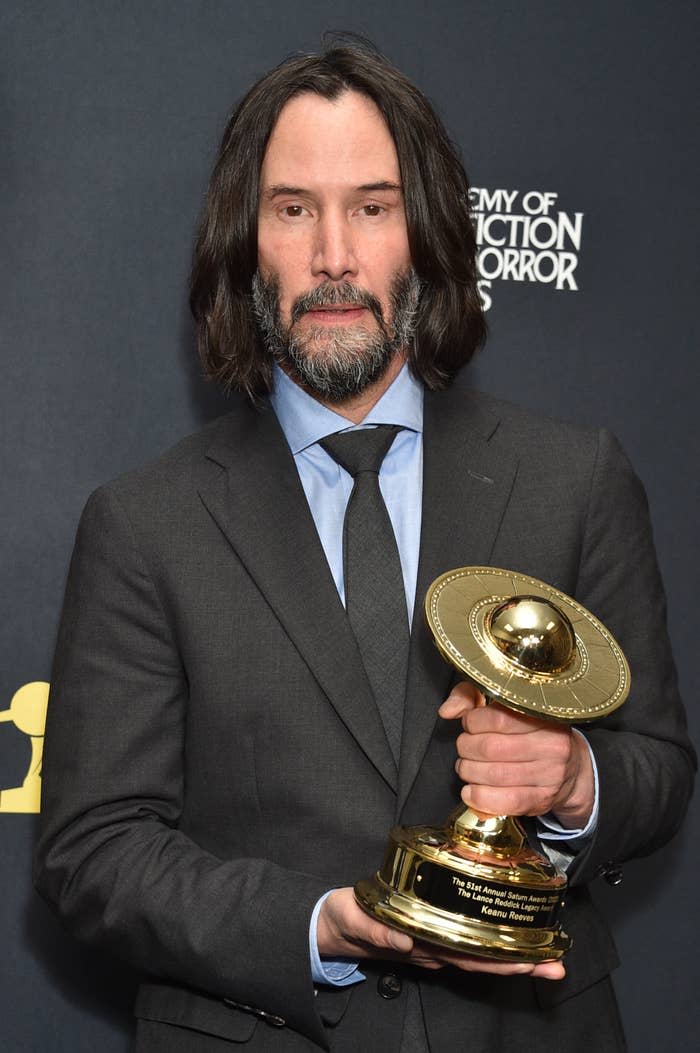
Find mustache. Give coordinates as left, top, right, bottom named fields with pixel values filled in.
left=290, top=282, right=384, bottom=325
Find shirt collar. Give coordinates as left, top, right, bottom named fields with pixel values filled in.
left=269, top=361, right=424, bottom=456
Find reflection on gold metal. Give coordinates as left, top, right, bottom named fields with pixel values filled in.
left=488, top=596, right=576, bottom=674
left=0, top=682, right=50, bottom=814
left=428, top=567, right=629, bottom=721
left=355, top=568, right=630, bottom=962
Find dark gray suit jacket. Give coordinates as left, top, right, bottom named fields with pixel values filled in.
left=34, top=379, right=695, bottom=1051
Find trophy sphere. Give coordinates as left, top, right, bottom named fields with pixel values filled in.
left=486, top=596, right=576, bottom=675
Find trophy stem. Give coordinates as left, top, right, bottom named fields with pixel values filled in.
left=451, top=806, right=528, bottom=859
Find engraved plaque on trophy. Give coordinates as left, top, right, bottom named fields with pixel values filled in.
left=355, top=567, right=630, bottom=962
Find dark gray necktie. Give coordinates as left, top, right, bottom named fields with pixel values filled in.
left=320, top=425, right=409, bottom=763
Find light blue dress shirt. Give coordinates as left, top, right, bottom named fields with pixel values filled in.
left=269, top=362, right=598, bottom=987
left=270, top=361, right=424, bottom=626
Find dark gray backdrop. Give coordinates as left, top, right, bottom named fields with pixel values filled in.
left=1, top=2, right=698, bottom=1050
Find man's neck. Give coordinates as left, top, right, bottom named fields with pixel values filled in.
left=304, top=352, right=407, bottom=424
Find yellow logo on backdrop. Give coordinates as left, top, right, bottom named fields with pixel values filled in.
left=0, top=682, right=49, bottom=813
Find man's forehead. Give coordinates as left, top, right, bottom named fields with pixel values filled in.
left=260, top=89, right=401, bottom=190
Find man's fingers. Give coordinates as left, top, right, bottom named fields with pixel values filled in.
left=411, top=942, right=566, bottom=979
left=460, top=781, right=557, bottom=817
left=374, top=922, right=413, bottom=954
left=461, top=701, right=547, bottom=735
left=445, top=954, right=565, bottom=979
left=438, top=681, right=485, bottom=720
left=319, top=888, right=415, bottom=958
left=455, top=755, right=566, bottom=788
left=469, top=725, right=571, bottom=760
left=452, top=720, right=583, bottom=818
left=530, top=960, right=566, bottom=980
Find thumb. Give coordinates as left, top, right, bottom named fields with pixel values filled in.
left=363, top=914, right=414, bottom=954
left=438, top=681, right=484, bottom=720
left=385, top=928, right=413, bottom=954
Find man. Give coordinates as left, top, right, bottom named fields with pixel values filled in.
left=35, top=41, right=694, bottom=1052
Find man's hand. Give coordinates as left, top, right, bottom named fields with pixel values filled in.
left=316, top=887, right=565, bottom=979
left=438, top=681, right=595, bottom=829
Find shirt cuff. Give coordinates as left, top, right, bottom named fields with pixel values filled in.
left=309, top=891, right=366, bottom=987
left=538, top=730, right=600, bottom=845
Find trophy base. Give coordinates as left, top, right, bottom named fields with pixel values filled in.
left=355, top=809, right=571, bottom=962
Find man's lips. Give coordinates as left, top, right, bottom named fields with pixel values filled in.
left=304, top=305, right=368, bottom=323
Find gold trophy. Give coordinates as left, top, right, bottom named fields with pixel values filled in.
left=355, top=567, right=630, bottom=962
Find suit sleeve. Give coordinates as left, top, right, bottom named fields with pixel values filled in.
left=33, top=485, right=329, bottom=1047
left=567, top=429, right=696, bottom=886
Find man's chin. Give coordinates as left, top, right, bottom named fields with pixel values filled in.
left=280, top=339, right=396, bottom=402
left=292, top=317, right=377, bottom=344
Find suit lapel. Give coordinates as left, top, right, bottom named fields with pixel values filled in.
left=198, top=399, right=398, bottom=790
left=397, top=385, right=520, bottom=814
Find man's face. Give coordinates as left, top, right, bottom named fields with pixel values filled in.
left=255, top=90, right=418, bottom=400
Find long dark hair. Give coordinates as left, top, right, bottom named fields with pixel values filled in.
left=190, top=38, right=486, bottom=399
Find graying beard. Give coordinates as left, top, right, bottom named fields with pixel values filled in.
left=287, top=325, right=392, bottom=400
left=251, top=270, right=423, bottom=400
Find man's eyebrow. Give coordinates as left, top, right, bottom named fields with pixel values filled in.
left=262, top=181, right=403, bottom=199
left=356, top=181, right=402, bottom=193
left=264, top=185, right=307, bottom=198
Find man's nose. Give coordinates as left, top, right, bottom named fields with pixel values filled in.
left=311, top=212, right=358, bottom=281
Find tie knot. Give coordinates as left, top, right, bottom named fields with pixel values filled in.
left=320, top=425, right=402, bottom=477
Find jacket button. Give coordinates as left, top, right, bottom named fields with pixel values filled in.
left=377, top=973, right=402, bottom=999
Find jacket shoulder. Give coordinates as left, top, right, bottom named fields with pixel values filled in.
left=469, top=386, right=596, bottom=439
left=89, top=400, right=258, bottom=508
left=449, top=384, right=604, bottom=465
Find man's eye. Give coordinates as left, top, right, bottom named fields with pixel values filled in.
left=282, top=205, right=305, bottom=218
left=362, top=204, right=384, bottom=217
